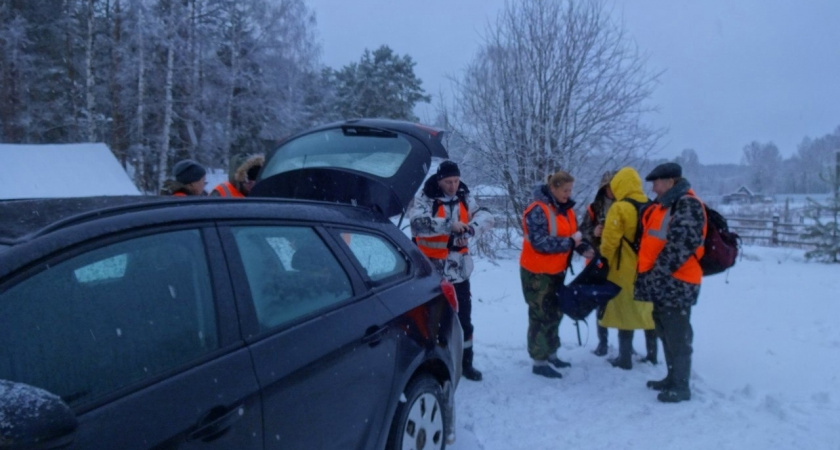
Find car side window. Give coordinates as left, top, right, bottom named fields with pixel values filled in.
left=0, top=229, right=218, bottom=409
left=339, top=231, right=408, bottom=282
left=232, top=226, right=353, bottom=331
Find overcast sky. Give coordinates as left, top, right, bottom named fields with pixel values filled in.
left=306, top=0, right=840, bottom=165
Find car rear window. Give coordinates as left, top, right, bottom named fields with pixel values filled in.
left=262, top=127, right=413, bottom=179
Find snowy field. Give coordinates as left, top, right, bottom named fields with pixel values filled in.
left=450, top=245, right=840, bottom=450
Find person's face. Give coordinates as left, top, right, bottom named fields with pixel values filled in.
left=550, top=181, right=573, bottom=203
left=186, top=176, right=207, bottom=196
left=605, top=185, right=615, bottom=200
left=438, top=176, right=460, bottom=197
left=242, top=179, right=257, bottom=195
left=651, top=178, right=675, bottom=197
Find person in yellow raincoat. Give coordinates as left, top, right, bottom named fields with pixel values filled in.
left=598, top=167, right=657, bottom=369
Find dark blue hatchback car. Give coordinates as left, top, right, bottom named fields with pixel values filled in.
left=0, top=119, right=463, bottom=450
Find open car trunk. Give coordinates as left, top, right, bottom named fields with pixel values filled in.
left=250, top=119, right=449, bottom=219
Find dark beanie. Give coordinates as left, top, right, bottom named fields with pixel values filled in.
left=644, top=162, right=682, bottom=181
left=436, top=160, right=460, bottom=180
left=173, top=159, right=206, bottom=184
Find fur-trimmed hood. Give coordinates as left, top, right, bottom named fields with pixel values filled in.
left=230, top=154, right=265, bottom=184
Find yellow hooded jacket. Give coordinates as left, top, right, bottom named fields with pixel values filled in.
left=598, top=167, right=654, bottom=330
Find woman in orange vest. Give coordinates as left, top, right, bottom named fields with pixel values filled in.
left=520, top=170, right=593, bottom=379
left=634, top=162, right=707, bottom=403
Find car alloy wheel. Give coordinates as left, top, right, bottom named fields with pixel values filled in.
left=388, top=375, right=446, bottom=450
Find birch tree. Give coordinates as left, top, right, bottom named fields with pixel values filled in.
left=453, top=0, right=662, bottom=225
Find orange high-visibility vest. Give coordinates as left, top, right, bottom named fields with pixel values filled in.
left=520, top=201, right=577, bottom=275
left=213, top=182, right=244, bottom=198
left=637, top=192, right=707, bottom=284
left=172, top=192, right=187, bottom=197
left=416, top=200, right=469, bottom=260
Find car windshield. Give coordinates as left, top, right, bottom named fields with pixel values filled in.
left=262, top=127, right=413, bottom=179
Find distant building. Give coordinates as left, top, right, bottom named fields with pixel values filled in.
left=721, top=185, right=772, bottom=204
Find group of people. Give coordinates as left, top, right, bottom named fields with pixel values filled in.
left=163, top=154, right=265, bottom=198
left=410, top=160, right=705, bottom=404
left=167, top=155, right=703, bottom=403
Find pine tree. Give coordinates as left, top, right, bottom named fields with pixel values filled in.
left=801, top=152, right=840, bottom=263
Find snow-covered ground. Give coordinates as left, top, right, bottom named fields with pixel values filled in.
left=451, top=245, right=840, bottom=450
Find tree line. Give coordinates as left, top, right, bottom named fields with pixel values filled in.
left=2, top=0, right=836, bottom=202
left=0, top=0, right=426, bottom=193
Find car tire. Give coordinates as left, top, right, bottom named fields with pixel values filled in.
left=387, top=375, right=447, bottom=450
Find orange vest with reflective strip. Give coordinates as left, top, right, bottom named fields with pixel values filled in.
left=213, top=182, right=244, bottom=198
left=416, top=200, right=469, bottom=260
left=520, top=201, right=577, bottom=275
left=637, top=191, right=707, bottom=284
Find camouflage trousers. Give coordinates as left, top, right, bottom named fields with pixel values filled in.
left=520, top=268, right=566, bottom=360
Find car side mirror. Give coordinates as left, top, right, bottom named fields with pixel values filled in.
left=0, top=379, right=77, bottom=449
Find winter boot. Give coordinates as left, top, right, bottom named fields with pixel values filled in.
left=646, top=376, right=672, bottom=391
left=462, top=347, right=483, bottom=381
left=657, top=388, right=691, bottom=403
left=532, top=360, right=563, bottom=379
left=608, top=330, right=633, bottom=370
left=548, top=354, right=571, bottom=368
left=592, top=325, right=608, bottom=356
left=639, top=329, right=658, bottom=364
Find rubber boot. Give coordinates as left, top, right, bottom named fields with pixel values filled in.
left=658, top=353, right=690, bottom=402
left=462, top=346, right=483, bottom=381
left=639, top=329, right=658, bottom=364
left=608, top=330, right=633, bottom=370
left=592, top=325, right=608, bottom=356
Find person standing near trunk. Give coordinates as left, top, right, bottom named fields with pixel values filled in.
left=167, top=159, right=207, bottom=196
left=520, top=170, right=594, bottom=379
left=409, top=161, right=494, bottom=381
left=211, top=154, right=264, bottom=198
left=635, top=162, right=707, bottom=403
left=598, top=167, right=657, bottom=370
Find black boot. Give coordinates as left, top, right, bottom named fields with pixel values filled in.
left=462, top=347, right=483, bottom=381
left=646, top=376, right=672, bottom=391
left=608, top=330, right=633, bottom=370
left=639, top=329, right=658, bottom=364
left=592, top=326, right=608, bottom=356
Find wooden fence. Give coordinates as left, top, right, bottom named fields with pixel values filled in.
left=728, top=216, right=815, bottom=247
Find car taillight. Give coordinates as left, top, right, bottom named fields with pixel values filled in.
left=440, top=279, right=458, bottom=312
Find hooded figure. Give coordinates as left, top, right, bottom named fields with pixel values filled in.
left=211, top=154, right=264, bottom=197
left=598, top=167, right=656, bottom=368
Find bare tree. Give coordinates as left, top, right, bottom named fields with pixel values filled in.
left=452, top=0, right=662, bottom=227
left=742, top=141, right=782, bottom=195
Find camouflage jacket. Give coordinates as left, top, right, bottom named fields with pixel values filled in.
left=634, top=179, right=705, bottom=309
left=522, top=185, right=591, bottom=257
left=408, top=178, right=494, bottom=283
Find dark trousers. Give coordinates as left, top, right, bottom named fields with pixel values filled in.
left=454, top=279, right=473, bottom=342
left=653, top=305, right=693, bottom=391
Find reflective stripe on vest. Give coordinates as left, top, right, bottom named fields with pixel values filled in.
left=519, top=201, right=576, bottom=274
left=416, top=200, right=469, bottom=259
left=213, top=182, right=244, bottom=198
left=637, top=192, right=707, bottom=284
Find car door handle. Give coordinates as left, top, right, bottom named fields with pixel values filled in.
left=187, top=404, right=244, bottom=442
left=362, top=325, right=388, bottom=346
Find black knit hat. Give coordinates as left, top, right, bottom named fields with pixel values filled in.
left=436, top=160, right=460, bottom=180
left=173, top=159, right=206, bottom=184
left=644, top=162, right=682, bottom=181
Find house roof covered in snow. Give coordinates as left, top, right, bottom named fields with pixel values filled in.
left=0, top=143, right=140, bottom=199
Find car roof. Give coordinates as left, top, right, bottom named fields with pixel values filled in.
left=0, top=195, right=389, bottom=247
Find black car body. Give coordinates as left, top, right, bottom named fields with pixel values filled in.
left=0, top=195, right=462, bottom=449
